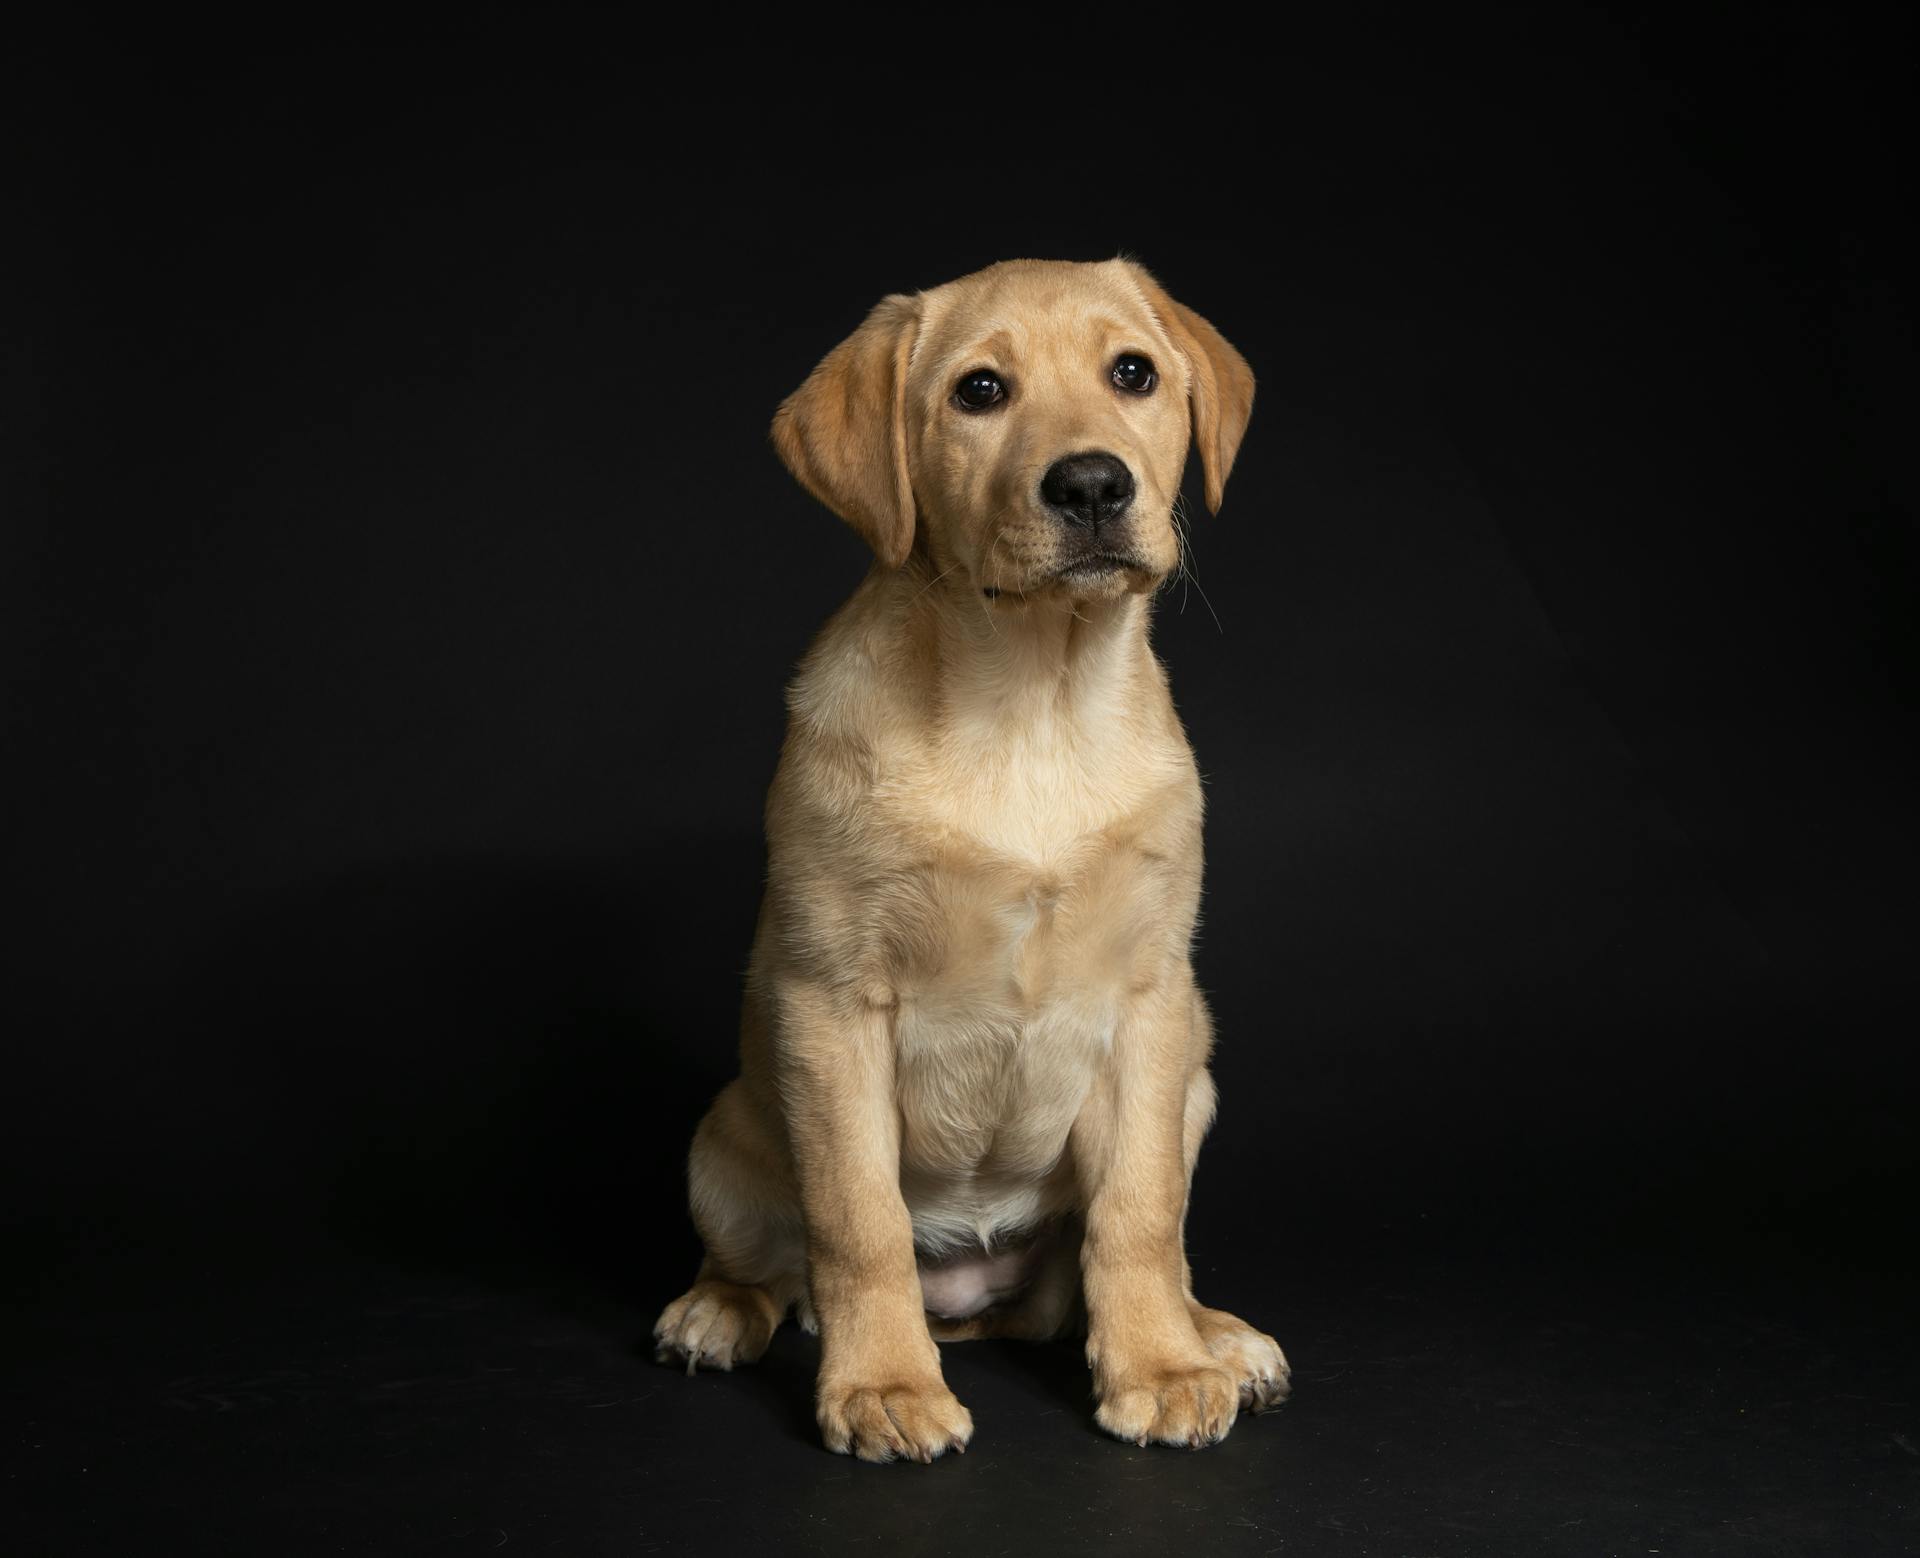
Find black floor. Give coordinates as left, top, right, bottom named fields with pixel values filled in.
left=11, top=1233, right=1917, bottom=1556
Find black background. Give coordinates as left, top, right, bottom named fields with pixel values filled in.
left=11, top=15, right=1919, bottom=1555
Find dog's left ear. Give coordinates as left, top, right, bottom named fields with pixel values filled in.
left=770, top=291, right=922, bottom=570
left=1117, top=260, right=1256, bottom=515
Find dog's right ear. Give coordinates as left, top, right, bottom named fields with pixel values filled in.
left=1115, top=259, right=1255, bottom=517
left=770, top=292, right=922, bottom=571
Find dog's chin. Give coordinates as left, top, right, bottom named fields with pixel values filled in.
left=980, top=554, right=1162, bottom=604
left=1046, top=554, right=1162, bottom=601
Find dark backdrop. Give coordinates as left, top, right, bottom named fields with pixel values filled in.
left=12, top=20, right=1917, bottom=1302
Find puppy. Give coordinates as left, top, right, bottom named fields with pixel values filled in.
left=654, top=257, right=1288, bottom=1461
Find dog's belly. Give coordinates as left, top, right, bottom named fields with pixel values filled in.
left=888, top=854, right=1158, bottom=1253
left=894, top=991, right=1109, bottom=1251
left=916, top=1231, right=1053, bottom=1320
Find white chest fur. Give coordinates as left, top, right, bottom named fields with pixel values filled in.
left=785, top=589, right=1199, bottom=1252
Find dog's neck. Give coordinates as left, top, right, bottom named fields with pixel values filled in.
left=901, top=556, right=1161, bottom=764
left=786, top=555, right=1184, bottom=854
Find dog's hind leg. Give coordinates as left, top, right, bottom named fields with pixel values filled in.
left=654, top=1078, right=808, bottom=1372
left=1174, top=998, right=1290, bottom=1412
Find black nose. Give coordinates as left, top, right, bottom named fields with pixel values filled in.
left=1040, top=451, right=1135, bottom=529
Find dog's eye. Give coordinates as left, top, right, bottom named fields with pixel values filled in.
left=953, top=369, right=1006, bottom=411
left=1112, top=354, right=1157, bottom=394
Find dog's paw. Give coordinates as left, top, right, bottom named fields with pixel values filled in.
left=1092, top=1356, right=1242, bottom=1448
left=1191, top=1305, right=1291, bottom=1412
left=653, top=1280, right=778, bottom=1374
left=817, top=1375, right=973, bottom=1464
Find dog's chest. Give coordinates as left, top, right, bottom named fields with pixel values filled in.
left=884, top=829, right=1178, bottom=1185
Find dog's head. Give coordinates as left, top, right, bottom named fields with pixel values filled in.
left=771, top=258, right=1254, bottom=604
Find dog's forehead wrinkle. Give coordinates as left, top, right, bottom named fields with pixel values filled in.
left=923, top=261, right=1154, bottom=360
left=930, top=326, right=1018, bottom=384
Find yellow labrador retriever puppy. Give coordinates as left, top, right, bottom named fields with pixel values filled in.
left=654, top=256, right=1288, bottom=1461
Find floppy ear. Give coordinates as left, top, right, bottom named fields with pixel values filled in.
left=770, top=291, right=922, bottom=570
left=1118, top=260, right=1256, bottom=515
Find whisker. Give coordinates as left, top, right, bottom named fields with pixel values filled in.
left=907, top=556, right=965, bottom=607
left=1171, top=494, right=1224, bottom=635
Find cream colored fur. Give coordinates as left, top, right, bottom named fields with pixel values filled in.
left=653, top=257, right=1289, bottom=1461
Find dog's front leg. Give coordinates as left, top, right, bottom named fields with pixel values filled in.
left=777, top=978, right=973, bottom=1463
left=1075, top=976, right=1241, bottom=1448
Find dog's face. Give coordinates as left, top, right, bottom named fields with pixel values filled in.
left=772, top=258, right=1255, bottom=604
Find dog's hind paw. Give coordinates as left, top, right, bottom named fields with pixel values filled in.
left=1191, top=1304, right=1291, bottom=1412
left=653, top=1280, right=781, bottom=1374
